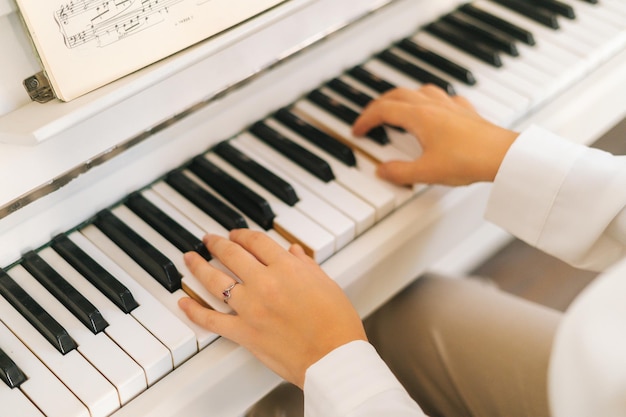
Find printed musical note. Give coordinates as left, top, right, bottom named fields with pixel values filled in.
left=54, top=0, right=185, bottom=48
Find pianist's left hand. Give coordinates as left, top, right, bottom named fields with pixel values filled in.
left=178, top=228, right=367, bottom=388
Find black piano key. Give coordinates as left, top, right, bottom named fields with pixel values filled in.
left=213, top=142, right=300, bottom=206
left=425, top=21, right=503, bottom=67
left=0, top=347, right=27, bottom=388
left=459, top=4, right=536, bottom=45
left=273, top=109, right=357, bottom=167
left=165, top=170, right=248, bottom=231
left=396, top=39, right=476, bottom=85
left=93, top=209, right=182, bottom=293
left=305, top=90, right=389, bottom=145
left=346, top=65, right=396, bottom=94
left=442, top=12, right=519, bottom=56
left=249, top=121, right=337, bottom=181
left=51, top=234, right=140, bottom=314
left=528, top=0, right=576, bottom=19
left=326, top=78, right=373, bottom=107
left=376, top=50, right=457, bottom=95
left=21, top=252, right=109, bottom=335
left=490, top=0, right=560, bottom=29
left=125, top=193, right=212, bottom=261
left=189, top=156, right=276, bottom=231
left=0, top=270, right=77, bottom=355
left=577, top=0, right=597, bottom=3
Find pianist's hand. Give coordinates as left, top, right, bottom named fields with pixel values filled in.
left=178, top=228, right=367, bottom=389
left=352, top=84, right=519, bottom=186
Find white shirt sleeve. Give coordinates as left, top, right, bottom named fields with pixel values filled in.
left=486, top=125, right=626, bottom=417
left=303, top=340, right=427, bottom=417
left=485, top=125, right=626, bottom=271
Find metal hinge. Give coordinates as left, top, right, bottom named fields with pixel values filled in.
left=23, top=71, right=55, bottom=103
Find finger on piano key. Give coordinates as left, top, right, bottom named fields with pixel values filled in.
left=265, top=118, right=397, bottom=218
left=203, top=152, right=337, bottom=261
left=360, top=58, right=522, bottom=127
left=293, top=98, right=411, bottom=164
left=221, top=139, right=358, bottom=249
left=305, top=89, right=390, bottom=145
left=0, top=347, right=26, bottom=389
left=94, top=209, right=182, bottom=293
left=21, top=251, right=109, bottom=335
left=110, top=203, right=235, bottom=312
left=51, top=234, right=140, bottom=314
left=80, top=224, right=220, bottom=349
left=9, top=264, right=146, bottom=405
left=235, top=132, right=377, bottom=235
left=0, top=381, right=44, bottom=417
left=66, top=231, right=198, bottom=366
left=0, top=270, right=77, bottom=355
left=0, top=273, right=119, bottom=417
left=0, top=320, right=87, bottom=417
left=125, top=192, right=212, bottom=261
left=40, top=246, right=173, bottom=389
left=165, top=170, right=248, bottom=231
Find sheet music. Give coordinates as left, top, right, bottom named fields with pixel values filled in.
left=16, top=0, right=286, bottom=101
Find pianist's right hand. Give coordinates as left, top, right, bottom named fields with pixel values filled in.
left=352, top=84, right=519, bottom=186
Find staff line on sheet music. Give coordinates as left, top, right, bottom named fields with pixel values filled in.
left=53, top=0, right=214, bottom=49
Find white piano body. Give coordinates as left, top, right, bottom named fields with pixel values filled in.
left=0, top=0, right=625, bottom=416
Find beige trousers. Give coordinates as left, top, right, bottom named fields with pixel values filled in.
left=246, top=275, right=561, bottom=417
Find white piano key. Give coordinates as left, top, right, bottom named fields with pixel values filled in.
left=111, top=204, right=234, bottom=313
left=373, top=49, right=524, bottom=125
left=0, top=382, right=44, bottom=417
left=293, top=99, right=409, bottom=164
left=236, top=132, right=377, bottom=235
left=412, top=31, right=550, bottom=106
left=472, top=1, right=598, bottom=62
left=204, top=153, right=337, bottom=261
left=67, top=232, right=197, bottom=367
left=223, top=140, right=360, bottom=248
left=317, top=86, right=423, bottom=159
left=0, top=320, right=86, bottom=417
left=80, top=224, right=219, bottom=349
left=8, top=264, right=143, bottom=406
left=0, top=277, right=119, bottom=417
left=39, top=247, right=173, bottom=389
left=265, top=118, right=398, bottom=218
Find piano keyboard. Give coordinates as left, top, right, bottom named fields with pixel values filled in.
left=2, top=1, right=625, bottom=416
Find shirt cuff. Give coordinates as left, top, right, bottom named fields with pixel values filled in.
left=303, top=340, right=420, bottom=417
left=485, top=124, right=584, bottom=246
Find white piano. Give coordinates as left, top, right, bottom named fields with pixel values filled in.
left=1, top=0, right=625, bottom=416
